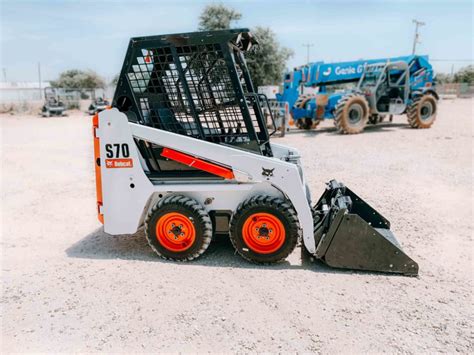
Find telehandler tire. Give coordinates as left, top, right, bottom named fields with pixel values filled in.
left=407, top=94, right=437, bottom=128
left=229, top=196, right=300, bottom=263
left=334, top=94, right=369, bottom=134
left=145, top=195, right=213, bottom=261
left=296, top=117, right=315, bottom=130
left=294, top=94, right=318, bottom=130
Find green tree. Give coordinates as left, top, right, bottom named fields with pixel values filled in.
left=453, top=65, right=474, bottom=84
left=245, top=26, right=293, bottom=87
left=435, top=72, right=452, bottom=84
left=51, top=69, right=106, bottom=89
left=198, top=4, right=241, bottom=31
left=198, top=4, right=293, bottom=87
left=111, top=74, right=119, bottom=87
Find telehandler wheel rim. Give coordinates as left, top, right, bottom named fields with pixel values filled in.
left=242, top=212, right=286, bottom=254
left=348, top=103, right=363, bottom=123
left=155, top=212, right=196, bottom=252
left=420, top=101, right=434, bottom=121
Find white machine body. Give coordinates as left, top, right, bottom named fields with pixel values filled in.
left=94, top=109, right=316, bottom=253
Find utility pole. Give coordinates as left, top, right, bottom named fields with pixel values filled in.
left=302, top=43, right=314, bottom=64
left=38, top=62, right=42, bottom=100
left=412, top=19, right=425, bottom=55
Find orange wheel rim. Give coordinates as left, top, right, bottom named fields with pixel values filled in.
left=155, top=212, right=196, bottom=252
left=242, top=212, right=285, bottom=254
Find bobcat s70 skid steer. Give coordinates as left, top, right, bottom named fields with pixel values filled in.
left=93, top=29, right=418, bottom=275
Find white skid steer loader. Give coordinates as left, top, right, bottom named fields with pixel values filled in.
left=93, top=29, right=418, bottom=275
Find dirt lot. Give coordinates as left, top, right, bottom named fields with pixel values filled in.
left=1, top=99, right=472, bottom=353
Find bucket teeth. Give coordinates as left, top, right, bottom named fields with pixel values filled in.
left=312, top=180, right=419, bottom=276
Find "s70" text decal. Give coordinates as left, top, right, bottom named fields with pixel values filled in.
left=104, top=143, right=133, bottom=168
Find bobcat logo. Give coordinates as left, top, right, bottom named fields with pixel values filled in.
left=262, top=168, right=274, bottom=177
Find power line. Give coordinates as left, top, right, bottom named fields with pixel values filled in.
left=412, top=19, right=425, bottom=55
left=38, top=62, right=42, bottom=100
left=302, top=43, right=314, bottom=64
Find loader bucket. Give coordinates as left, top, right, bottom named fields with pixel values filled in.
left=312, top=180, right=419, bottom=276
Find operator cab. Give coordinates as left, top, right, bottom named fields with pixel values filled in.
left=358, top=61, right=409, bottom=115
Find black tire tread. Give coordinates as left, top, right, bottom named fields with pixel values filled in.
left=144, top=195, right=212, bottom=261
left=407, top=93, right=437, bottom=128
left=334, top=93, right=369, bottom=134
left=229, top=195, right=300, bottom=264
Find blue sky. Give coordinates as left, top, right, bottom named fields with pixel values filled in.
left=0, top=0, right=472, bottom=82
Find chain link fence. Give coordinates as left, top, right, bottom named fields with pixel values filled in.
left=437, top=83, right=473, bottom=98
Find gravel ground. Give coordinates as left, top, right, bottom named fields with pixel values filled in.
left=1, top=98, right=473, bottom=353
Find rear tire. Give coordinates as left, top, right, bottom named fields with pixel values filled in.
left=229, top=196, right=300, bottom=263
left=145, top=195, right=212, bottom=261
left=407, top=94, right=437, bottom=128
left=294, top=94, right=317, bottom=130
left=334, top=94, right=369, bottom=134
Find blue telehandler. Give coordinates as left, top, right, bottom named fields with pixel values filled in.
left=277, top=55, right=438, bottom=134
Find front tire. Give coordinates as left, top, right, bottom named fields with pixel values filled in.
left=407, top=94, right=437, bottom=128
left=334, top=94, right=369, bottom=134
left=145, top=195, right=212, bottom=261
left=229, top=196, right=300, bottom=263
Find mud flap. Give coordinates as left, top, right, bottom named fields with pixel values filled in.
left=312, top=180, right=419, bottom=276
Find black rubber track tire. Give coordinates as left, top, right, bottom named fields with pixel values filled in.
left=144, top=195, right=213, bottom=261
left=407, top=94, right=437, bottom=128
left=334, top=94, right=369, bottom=134
left=229, top=195, right=300, bottom=264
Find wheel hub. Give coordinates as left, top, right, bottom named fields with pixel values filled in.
left=156, top=212, right=196, bottom=252
left=242, top=213, right=285, bottom=254
left=420, top=102, right=433, bottom=121
left=348, top=103, right=363, bottom=123
left=258, top=226, right=270, bottom=237
left=170, top=225, right=183, bottom=238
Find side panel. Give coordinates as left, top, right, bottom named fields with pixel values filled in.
left=96, top=109, right=315, bottom=252
left=97, top=109, right=155, bottom=235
